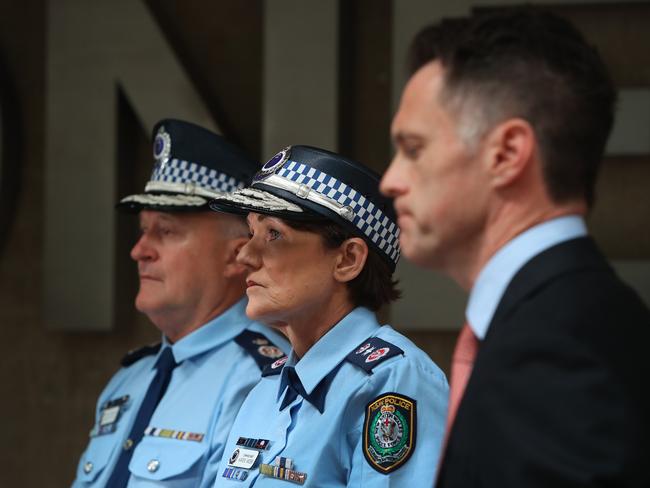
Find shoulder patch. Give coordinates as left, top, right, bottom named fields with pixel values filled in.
left=261, top=356, right=289, bottom=377
left=234, top=330, right=286, bottom=371
left=120, top=342, right=162, bottom=367
left=363, top=393, right=417, bottom=474
left=345, top=337, right=404, bottom=374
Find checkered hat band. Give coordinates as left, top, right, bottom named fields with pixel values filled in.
left=272, top=161, right=400, bottom=263
left=151, top=158, right=245, bottom=194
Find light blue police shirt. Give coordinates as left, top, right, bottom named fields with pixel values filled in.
left=213, top=307, right=449, bottom=487
left=72, top=298, right=290, bottom=488
left=466, top=215, right=587, bottom=339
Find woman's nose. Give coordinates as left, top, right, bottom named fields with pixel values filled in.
left=236, top=237, right=261, bottom=270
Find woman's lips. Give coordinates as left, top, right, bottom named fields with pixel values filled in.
left=246, top=280, right=261, bottom=288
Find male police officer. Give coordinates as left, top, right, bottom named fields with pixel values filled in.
left=72, top=119, right=289, bottom=488
left=381, top=9, right=650, bottom=487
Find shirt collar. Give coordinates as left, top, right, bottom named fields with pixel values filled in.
left=161, top=297, right=251, bottom=364
left=466, top=215, right=587, bottom=340
left=277, top=307, right=380, bottom=403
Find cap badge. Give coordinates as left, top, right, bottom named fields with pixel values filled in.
left=255, top=146, right=291, bottom=181
left=153, top=126, right=172, bottom=167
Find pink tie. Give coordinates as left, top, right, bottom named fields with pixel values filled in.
left=446, top=323, right=479, bottom=431
left=437, top=324, right=479, bottom=483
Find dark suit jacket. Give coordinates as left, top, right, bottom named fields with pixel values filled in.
left=437, top=237, right=650, bottom=487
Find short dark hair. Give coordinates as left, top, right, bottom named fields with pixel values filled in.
left=283, top=219, right=401, bottom=311
left=408, top=8, right=616, bottom=207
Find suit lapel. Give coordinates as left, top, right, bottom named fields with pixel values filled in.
left=485, top=236, right=610, bottom=342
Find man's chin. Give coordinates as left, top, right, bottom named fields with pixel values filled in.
left=400, top=237, right=439, bottom=269
left=134, top=294, right=163, bottom=317
left=399, top=233, right=421, bottom=261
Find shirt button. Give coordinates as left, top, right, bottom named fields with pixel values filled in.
left=147, top=459, right=160, bottom=472
left=123, top=438, right=134, bottom=450
left=83, top=462, right=93, bottom=474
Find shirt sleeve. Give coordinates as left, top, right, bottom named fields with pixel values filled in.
left=345, top=357, right=449, bottom=487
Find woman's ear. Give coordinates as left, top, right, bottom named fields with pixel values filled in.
left=333, top=238, right=368, bottom=283
left=223, top=236, right=250, bottom=278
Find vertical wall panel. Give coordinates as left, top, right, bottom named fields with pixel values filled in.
left=263, top=0, right=338, bottom=158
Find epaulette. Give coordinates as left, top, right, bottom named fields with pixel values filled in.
left=345, top=337, right=404, bottom=374
left=261, top=356, right=289, bottom=377
left=234, top=330, right=286, bottom=371
left=120, top=342, right=162, bottom=367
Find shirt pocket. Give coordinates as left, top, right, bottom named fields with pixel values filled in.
left=128, top=435, right=208, bottom=482
left=75, top=434, right=118, bottom=484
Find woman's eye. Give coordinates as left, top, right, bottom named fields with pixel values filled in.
left=268, top=229, right=281, bottom=241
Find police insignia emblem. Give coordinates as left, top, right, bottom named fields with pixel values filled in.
left=271, top=356, right=288, bottom=369
left=255, top=146, right=291, bottom=180
left=234, top=330, right=286, bottom=371
left=262, top=355, right=288, bottom=377
left=346, top=337, right=403, bottom=373
left=356, top=343, right=372, bottom=354
left=258, top=345, right=285, bottom=359
left=153, top=126, right=172, bottom=166
left=365, top=347, right=390, bottom=363
left=363, top=393, right=416, bottom=474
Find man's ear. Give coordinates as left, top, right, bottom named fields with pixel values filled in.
left=483, top=118, right=535, bottom=189
left=333, top=238, right=368, bottom=283
left=223, top=236, right=250, bottom=278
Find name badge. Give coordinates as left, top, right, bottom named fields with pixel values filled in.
left=100, top=406, right=120, bottom=426
left=228, top=447, right=259, bottom=469
left=90, top=395, right=129, bottom=437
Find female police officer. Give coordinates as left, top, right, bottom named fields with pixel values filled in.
left=209, top=146, right=448, bottom=486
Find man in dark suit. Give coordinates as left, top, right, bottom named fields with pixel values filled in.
left=381, top=8, right=650, bottom=487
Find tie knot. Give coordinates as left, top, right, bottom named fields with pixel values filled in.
left=155, top=347, right=177, bottom=372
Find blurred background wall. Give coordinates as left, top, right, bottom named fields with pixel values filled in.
left=0, top=0, right=647, bottom=485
